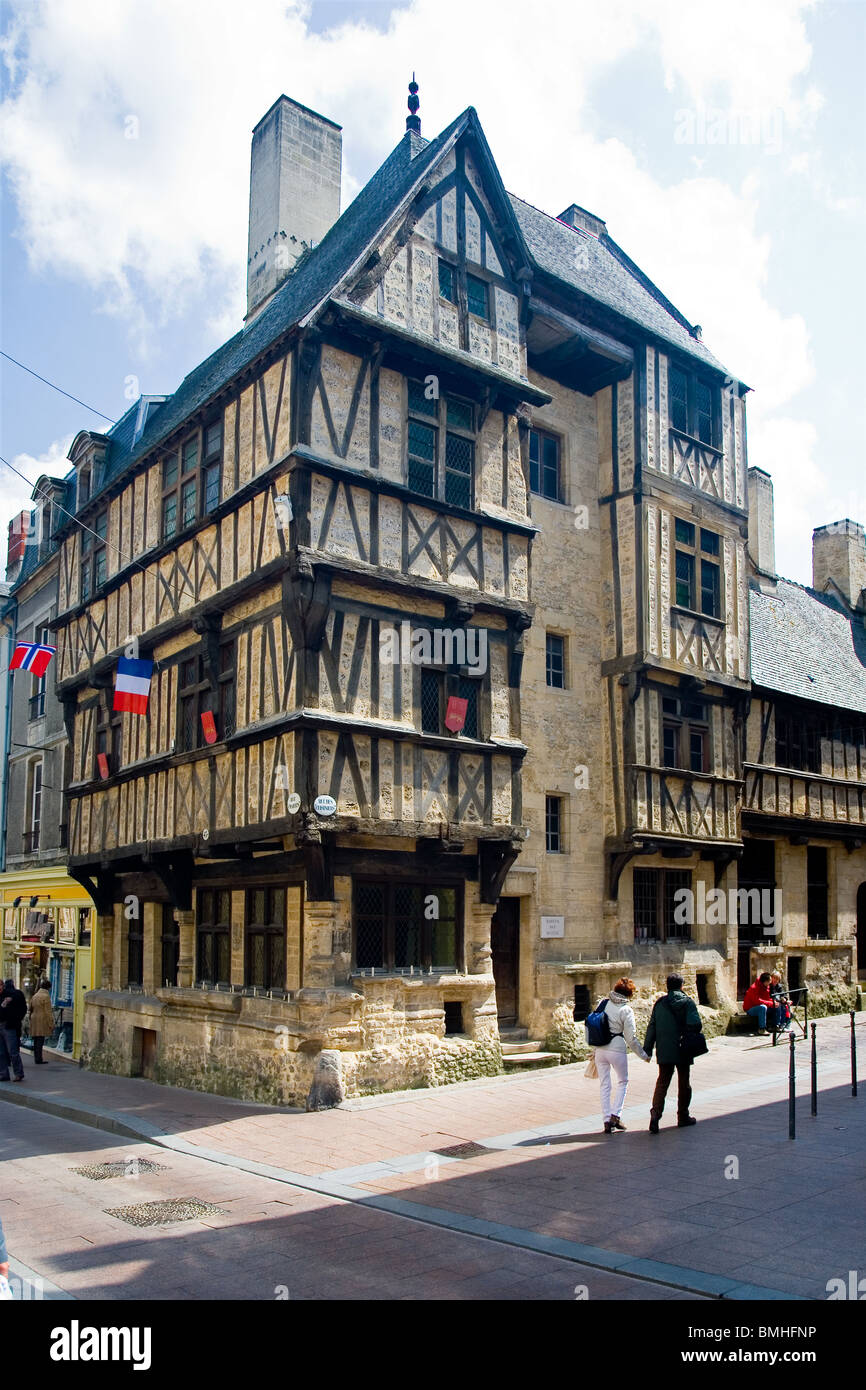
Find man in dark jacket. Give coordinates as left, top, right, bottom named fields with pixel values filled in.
left=644, top=973, right=703, bottom=1132
left=0, top=979, right=26, bottom=1082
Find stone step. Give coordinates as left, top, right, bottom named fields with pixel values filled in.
left=502, top=1050, right=561, bottom=1069
left=500, top=1039, right=544, bottom=1055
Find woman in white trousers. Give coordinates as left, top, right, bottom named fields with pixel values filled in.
left=595, top=977, right=649, bottom=1132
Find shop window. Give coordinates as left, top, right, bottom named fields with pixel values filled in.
left=354, top=881, right=460, bottom=972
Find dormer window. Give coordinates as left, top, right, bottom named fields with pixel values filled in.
left=78, top=468, right=91, bottom=509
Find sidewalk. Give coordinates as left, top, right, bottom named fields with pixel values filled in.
left=2, top=1012, right=863, bottom=1299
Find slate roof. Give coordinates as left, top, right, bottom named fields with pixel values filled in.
left=84, top=115, right=467, bottom=507
left=509, top=194, right=727, bottom=373
left=59, top=104, right=732, bottom=520
left=749, top=579, right=866, bottom=715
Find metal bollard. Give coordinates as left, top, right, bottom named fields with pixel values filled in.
left=852, top=1011, right=858, bottom=1099
left=810, top=1022, right=817, bottom=1117
left=788, top=1030, right=796, bottom=1140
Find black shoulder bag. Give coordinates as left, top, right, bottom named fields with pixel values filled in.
left=665, top=996, right=708, bottom=1060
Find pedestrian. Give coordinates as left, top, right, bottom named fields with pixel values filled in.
left=0, top=978, right=26, bottom=1082
left=28, top=979, right=54, bottom=1065
left=743, top=972, right=779, bottom=1034
left=644, top=973, right=706, bottom=1132
left=587, top=977, right=650, bottom=1133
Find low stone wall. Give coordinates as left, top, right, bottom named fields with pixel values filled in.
left=81, top=973, right=505, bottom=1107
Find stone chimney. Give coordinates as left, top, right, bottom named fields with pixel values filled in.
left=557, top=203, right=607, bottom=239
left=747, top=467, right=776, bottom=580
left=812, top=519, right=866, bottom=609
left=6, top=510, right=33, bottom=582
left=246, top=95, right=342, bottom=322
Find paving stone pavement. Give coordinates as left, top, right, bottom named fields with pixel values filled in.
left=1, top=1011, right=863, bottom=1300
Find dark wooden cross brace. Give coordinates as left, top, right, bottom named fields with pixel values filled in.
left=456, top=758, right=485, bottom=822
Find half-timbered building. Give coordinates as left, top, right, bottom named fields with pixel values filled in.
left=46, top=88, right=862, bottom=1104
left=742, top=486, right=866, bottom=1005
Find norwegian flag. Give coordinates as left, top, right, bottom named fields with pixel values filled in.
left=113, top=657, right=154, bottom=715
left=10, top=642, right=56, bottom=678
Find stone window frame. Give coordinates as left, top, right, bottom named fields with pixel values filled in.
left=633, top=866, right=693, bottom=943
left=545, top=793, right=565, bottom=853
left=352, top=877, right=464, bottom=974
left=528, top=427, right=563, bottom=503
left=545, top=631, right=567, bottom=690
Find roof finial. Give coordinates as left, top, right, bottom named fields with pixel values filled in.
left=406, top=74, right=420, bottom=134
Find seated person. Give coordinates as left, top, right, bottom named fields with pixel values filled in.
left=743, top=973, right=779, bottom=1034
left=769, top=970, right=795, bottom=1033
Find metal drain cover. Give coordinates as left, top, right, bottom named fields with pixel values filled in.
left=433, top=1141, right=490, bottom=1159
left=72, top=1160, right=166, bottom=1181
left=105, top=1198, right=226, bottom=1227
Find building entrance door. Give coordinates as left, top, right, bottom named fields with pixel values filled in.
left=857, top=883, right=866, bottom=980
left=491, top=897, right=520, bottom=1026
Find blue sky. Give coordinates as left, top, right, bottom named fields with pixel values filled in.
left=1, top=0, right=863, bottom=585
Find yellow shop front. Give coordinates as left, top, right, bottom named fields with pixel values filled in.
left=1, top=866, right=97, bottom=1060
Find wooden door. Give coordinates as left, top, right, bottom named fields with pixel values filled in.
left=491, top=898, right=520, bottom=1026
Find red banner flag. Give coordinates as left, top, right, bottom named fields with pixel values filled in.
left=201, top=710, right=218, bottom=745
left=97, top=753, right=110, bottom=781
left=445, top=696, right=468, bottom=733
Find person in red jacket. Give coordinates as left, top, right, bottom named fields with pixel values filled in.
left=743, top=973, right=779, bottom=1034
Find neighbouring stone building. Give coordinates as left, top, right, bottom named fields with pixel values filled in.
left=2, top=488, right=97, bottom=1058
left=16, top=87, right=862, bottom=1105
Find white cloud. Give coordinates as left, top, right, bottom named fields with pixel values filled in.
left=0, top=0, right=839, bottom=558
left=0, top=436, right=74, bottom=561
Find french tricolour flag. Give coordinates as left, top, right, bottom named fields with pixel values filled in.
left=113, top=657, right=154, bottom=715
left=10, top=642, right=56, bottom=678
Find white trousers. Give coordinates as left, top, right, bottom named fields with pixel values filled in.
left=596, top=1044, right=629, bottom=1119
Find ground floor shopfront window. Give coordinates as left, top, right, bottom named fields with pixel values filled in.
left=354, top=881, right=461, bottom=971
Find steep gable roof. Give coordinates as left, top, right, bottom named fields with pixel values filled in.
left=750, top=578, right=866, bottom=716
left=86, top=112, right=472, bottom=507
left=76, top=102, right=734, bottom=515
left=510, top=194, right=727, bottom=374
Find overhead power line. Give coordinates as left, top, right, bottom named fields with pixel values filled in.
left=1, top=350, right=116, bottom=424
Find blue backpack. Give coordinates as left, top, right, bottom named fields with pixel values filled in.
left=585, top=997, right=612, bottom=1047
